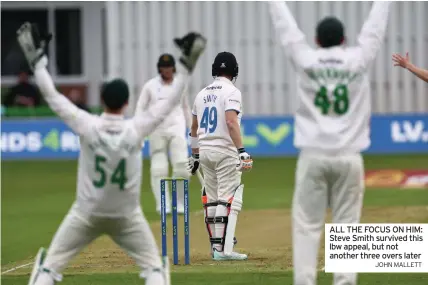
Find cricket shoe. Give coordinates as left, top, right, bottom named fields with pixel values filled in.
left=28, top=247, right=63, bottom=285
left=174, top=32, right=206, bottom=72
left=212, top=249, right=247, bottom=261
left=28, top=247, right=47, bottom=285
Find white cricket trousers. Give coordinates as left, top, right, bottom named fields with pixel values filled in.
left=292, top=150, right=365, bottom=285
left=200, top=150, right=242, bottom=203
left=42, top=205, right=162, bottom=275
left=200, top=150, right=242, bottom=252
left=149, top=132, right=189, bottom=212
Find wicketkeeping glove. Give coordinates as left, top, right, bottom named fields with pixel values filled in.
left=16, top=22, right=52, bottom=71
left=236, top=148, right=253, bottom=172
left=187, top=154, right=200, bottom=175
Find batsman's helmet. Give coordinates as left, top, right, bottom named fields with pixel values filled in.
left=212, top=51, right=238, bottom=79
left=157, top=53, right=176, bottom=73
left=101, top=78, right=129, bottom=110
left=316, top=17, right=344, bottom=48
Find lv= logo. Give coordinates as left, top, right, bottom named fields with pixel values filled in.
left=242, top=123, right=292, bottom=147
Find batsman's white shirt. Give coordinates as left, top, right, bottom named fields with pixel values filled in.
left=192, top=77, right=242, bottom=158
left=135, top=76, right=192, bottom=138
left=270, top=1, right=390, bottom=153
left=34, top=67, right=188, bottom=217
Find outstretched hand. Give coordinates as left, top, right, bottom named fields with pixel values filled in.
left=392, top=52, right=410, bottom=69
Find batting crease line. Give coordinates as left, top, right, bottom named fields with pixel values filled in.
left=1, top=262, right=33, bottom=275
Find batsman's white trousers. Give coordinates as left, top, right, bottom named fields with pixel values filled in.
left=42, top=204, right=162, bottom=274
left=292, top=150, right=365, bottom=285
left=149, top=132, right=189, bottom=211
left=200, top=150, right=242, bottom=203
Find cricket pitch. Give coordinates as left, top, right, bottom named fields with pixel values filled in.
left=3, top=205, right=427, bottom=276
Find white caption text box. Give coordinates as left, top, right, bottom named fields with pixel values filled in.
left=325, top=223, right=428, bottom=273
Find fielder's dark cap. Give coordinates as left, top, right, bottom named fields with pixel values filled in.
left=212, top=51, right=239, bottom=78
left=101, top=78, right=129, bottom=110
left=316, top=17, right=344, bottom=48
left=157, top=53, right=175, bottom=68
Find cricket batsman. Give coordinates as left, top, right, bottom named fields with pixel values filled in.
left=269, top=1, right=391, bottom=284
left=135, top=53, right=192, bottom=215
left=17, top=22, right=206, bottom=285
left=187, top=51, right=253, bottom=261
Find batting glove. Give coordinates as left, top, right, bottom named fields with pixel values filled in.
left=236, top=148, right=253, bottom=172
left=187, top=154, right=200, bottom=175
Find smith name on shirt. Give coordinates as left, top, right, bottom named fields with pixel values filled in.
left=203, top=94, right=218, bottom=104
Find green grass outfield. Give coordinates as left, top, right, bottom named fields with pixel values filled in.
left=2, top=155, right=428, bottom=284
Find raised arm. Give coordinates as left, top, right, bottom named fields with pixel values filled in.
left=34, top=63, right=94, bottom=136
left=16, top=22, right=94, bottom=136
left=134, top=83, right=151, bottom=118
left=133, top=72, right=189, bottom=138
left=133, top=31, right=207, bottom=139
left=392, top=52, right=428, bottom=83
left=354, top=2, right=391, bottom=69
left=268, top=1, right=313, bottom=67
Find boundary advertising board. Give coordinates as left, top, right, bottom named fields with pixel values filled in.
left=1, top=115, right=427, bottom=160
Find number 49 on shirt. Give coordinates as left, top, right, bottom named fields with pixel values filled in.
left=200, top=106, right=218, bottom=133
